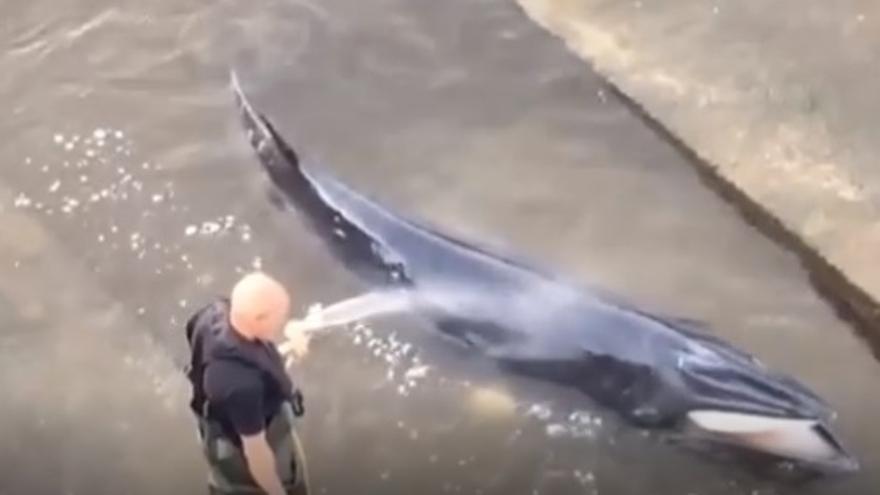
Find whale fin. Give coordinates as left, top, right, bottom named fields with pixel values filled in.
left=687, top=410, right=856, bottom=471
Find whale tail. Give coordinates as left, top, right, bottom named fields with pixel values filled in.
left=230, top=71, right=413, bottom=286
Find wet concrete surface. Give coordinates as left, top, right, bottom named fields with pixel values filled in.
left=0, top=0, right=879, bottom=493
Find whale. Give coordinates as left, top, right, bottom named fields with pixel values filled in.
left=229, top=73, right=857, bottom=474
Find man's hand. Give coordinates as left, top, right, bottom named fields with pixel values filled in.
left=278, top=318, right=318, bottom=366
left=240, top=431, right=286, bottom=495
left=284, top=305, right=328, bottom=338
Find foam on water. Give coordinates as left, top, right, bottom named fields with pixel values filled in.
left=10, top=127, right=270, bottom=344
left=9, top=126, right=613, bottom=492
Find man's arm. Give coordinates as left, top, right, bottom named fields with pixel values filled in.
left=241, top=432, right=286, bottom=495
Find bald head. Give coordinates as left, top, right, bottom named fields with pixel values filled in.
left=229, top=272, right=291, bottom=341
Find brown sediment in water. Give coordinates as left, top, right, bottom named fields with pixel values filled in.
left=4, top=0, right=880, bottom=491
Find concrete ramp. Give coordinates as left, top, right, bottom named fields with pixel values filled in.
left=518, top=0, right=880, bottom=353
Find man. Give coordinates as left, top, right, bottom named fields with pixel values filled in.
left=184, top=272, right=309, bottom=495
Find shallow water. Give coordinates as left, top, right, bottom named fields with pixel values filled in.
left=1, top=0, right=879, bottom=493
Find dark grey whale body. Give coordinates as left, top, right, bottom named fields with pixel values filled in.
left=230, top=74, right=856, bottom=474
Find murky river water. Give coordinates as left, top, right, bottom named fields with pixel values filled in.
left=1, top=0, right=878, bottom=494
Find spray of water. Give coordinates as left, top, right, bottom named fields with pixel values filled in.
left=289, top=285, right=608, bottom=445
left=294, top=290, right=415, bottom=333
left=297, top=279, right=581, bottom=334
